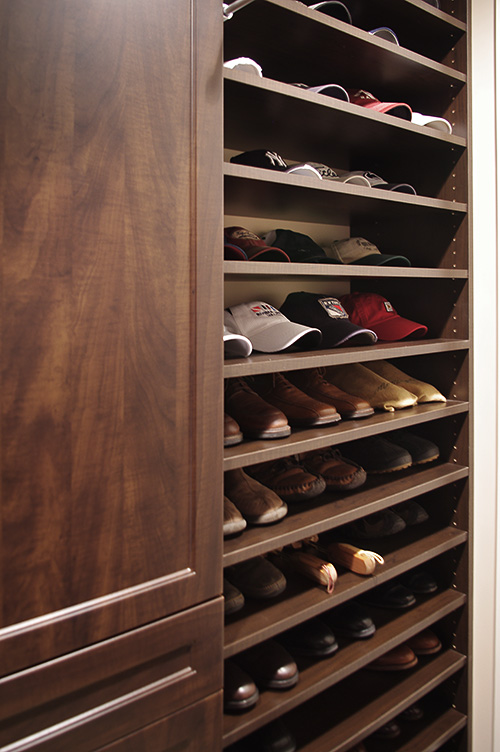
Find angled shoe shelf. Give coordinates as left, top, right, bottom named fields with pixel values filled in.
left=224, top=260, right=468, bottom=278
left=223, top=591, right=465, bottom=746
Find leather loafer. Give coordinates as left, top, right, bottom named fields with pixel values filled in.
left=248, top=457, right=326, bottom=502
left=392, top=499, right=429, bottom=526
left=302, top=447, right=367, bottom=492
left=362, top=581, right=416, bottom=609
left=323, top=600, right=376, bottom=639
left=236, top=640, right=299, bottom=689
left=287, top=367, right=374, bottom=419
left=280, top=617, right=339, bottom=657
left=225, top=467, right=288, bottom=525
left=225, top=378, right=291, bottom=439
left=368, top=643, right=418, bottom=671
left=251, top=372, right=341, bottom=426
left=407, top=628, right=442, bottom=655
left=225, top=556, right=286, bottom=599
left=371, top=719, right=402, bottom=738
left=224, top=660, right=259, bottom=711
left=400, top=567, right=438, bottom=594
left=244, top=718, right=297, bottom=752
left=224, top=412, right=243, bottom=446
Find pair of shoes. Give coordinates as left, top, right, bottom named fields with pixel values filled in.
left=341, top=430, right=439, bottom=474
left=236, top=640, right=299, bottom=690
left=323, top=600, right=376, bottom=639
left=248, top=457, right=326, bottom=502
left=243, top=718, right=297, bottom=752
left=225, top=378, right=291, bottom=440
left=400, top=567, right=438, bottom=594
left=365, top=360, right=446, bottom=404
left=225, top=556, right=286, bottom=600
left=225, top=468, right=288, bottom=528
left=326, top=363, right=418, bottom=412
left=286, top=367, right=374, bottom=419
left=368, top=642, right=419, bottom=671
left=280, top=616, right=339, bottom=657
left=391, top=499, right=429, bottom=526
left=343, top=508, right=407, bottom=539
left=251, top=372, right=341, bottom=426
left=361, top=581, right=416, bottom=609
left=301, top=447, right=367, bottom=492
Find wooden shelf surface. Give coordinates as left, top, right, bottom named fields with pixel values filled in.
left=223, top=637, right=466, bottom=747
left=394, top=707, right=467, bottom=752
left=223, top=339, right=470, bottom=379
left=223, top=461, right=468, bottom=566
left=224, top=258, right=468, bottom=279
left=223, top=400, right=469, bottom=470
left=224, top=525, right=467, bottom=656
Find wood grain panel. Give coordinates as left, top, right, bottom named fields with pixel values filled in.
left=0, top=0, right=223, bottom=674
left=0, top=599, right=222, bottom=750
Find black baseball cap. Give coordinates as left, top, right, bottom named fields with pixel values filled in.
left=280, top=291, right=378, bottom=347
left=262, top=229, right=341, bottom=264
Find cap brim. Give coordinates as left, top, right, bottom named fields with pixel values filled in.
left=250, top=321, right=322, bottom=352
left=309, top=1, right=352, bottom=23
left=246, top=246, right=291, bottom=261
left=308, top=84, right=350, bottom=102
left=223, top=334, right=253, bottom=358
left=371, top=316, right=428, bottom=341
left=320, top=319, right=378, bottom=347
left=366, top=102, right=412, bottom=120
left=350, top=253, right=411, bottom=266
left=374, top=183, right=416, bottom=194
left=224, top=242, right=248, bottom=260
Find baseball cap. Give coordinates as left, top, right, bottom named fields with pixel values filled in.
left=225, top=301, right=322, bottom=352
left=340, top=292, right=428, bottom=340
left=334, top=170, right=416, bottom=194
left=223, top=57, right=263, bottom=77
left=411, top=112, right=453, bottom=134
left=224, top=241, right=248, bottom=260
left=304, top=84, right=350, bottom=101
left=229, top=149, right=323, bottom=179
left=280, top=292, right=378, bottom=347
left=224, top=227, right=291, bottom=262
left=262, top=229, right=341, bottom=263
left=307, top=1, right=352, bottom=23
left=306, top=163, right=372, bottom=186
left=347, top=89, right=412, bottom=120
left=369, top=27, right=400, bottom=45
left=223, top=317, right=253, bottom=358
left=331, top=237, right=411, bottom=266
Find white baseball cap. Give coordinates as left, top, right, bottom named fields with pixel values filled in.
left=223, top=57, right=263, bottom=77
left=411, top=112, right=453, bottom=134
left=225, top=302, right=322, bottom=353
left=223, top=319, right=252, bottom=358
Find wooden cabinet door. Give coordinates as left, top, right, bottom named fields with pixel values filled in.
left=0, top=0, right=223, bottom=676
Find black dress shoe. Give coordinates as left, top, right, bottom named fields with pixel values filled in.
left=280, top=617, right=339, bottom=657
left=224, top=660, right=259, bottom=712
left=243, top=718, right=297, bottom=752
left=236, top=640, right=299, bottom=690
left=400, top=567, right=438, bottom=594
left=361, top=581, right=416, bottom=609
left=323, top=601, right=376, bottom=639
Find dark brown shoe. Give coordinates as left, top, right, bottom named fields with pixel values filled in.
left=407, top=628, right=442, bottom=655
left=224, top=412, right=243, bottom=446
left=288, top=368, right=374, bottom=419
left=302, top=448, right=367, bottom=491
left=225, top=378, right=291, bottom=439
left=223, top=496, right=247, bottom=536
left=251, top=372, right=341, bottom=427
left=224, top=578, right=245, bottom=615
left=224, top=660, right=259, bottom=711
left=248, top=457, right=326, bottom=502
left=368, top=643, right=418, bottom=671
left=225, top=468, right=288, bottom=525
left=225, top=556, right=286, bottom=599
left=236, top=640, right=299, bottom=690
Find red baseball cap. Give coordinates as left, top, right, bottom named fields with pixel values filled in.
left=347, top=89, right=412, bottom=120
left=340, top=292, right=427, bottom=341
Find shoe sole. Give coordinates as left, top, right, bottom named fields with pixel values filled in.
left=246, top=504, right=288, bottom=525
left=341, top=408, right=375, bottom=419
left=245, top=426, right=292, bottom=439
left=324, top=472, right=367, bottom=492
left=368, top=460, right=413, bottom=474
left=224, top=432, right=243, bottom=447
left=223, top=520, right=247, bottom=536
left=289, top=414, right=341, bottom=427
left=412, top=452, right=440, bottom=464
left=265, top=672, right=299, bottom=690
left=224, top=690, right=259, bottom=712
left=368, top=656, right=419, bottom=671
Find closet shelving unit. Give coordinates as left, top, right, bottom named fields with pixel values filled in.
left=222, top=0, right=470, bottom=750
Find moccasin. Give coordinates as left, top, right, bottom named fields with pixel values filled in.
left=391, top=499, right=429, bottom=526
left=326, top=363, right=418, bottom=411
left=302, top=447, right=367, bottom=491
left=388, top=429, right=440, bottom=464
left=223, top=496, right=247, bottom=536
left=368, top=643, right=418, bottom=670
left=287, top=367, right=374, bottom=419
left=365, top=360, right=446, bottom=403
left=225, top=468, right=288, bottom=525
left=248, top=457, right=326, bottom=502
left=225, top=556, right=286, bottom=599
left=224, top=660, right=259, bottom=712
left=344, top=509, right=406, bottom=538
left=341, top=437, right=412, bottom=474
left=225, top=378, right=291, bottom=439
left=236, top=639, right=299, bottom=690
left=280, top=617, right=339, bottom=657
left=251, top=372, right=341, bottom=426
left=407, top=628, right=442, bottom=655
left=224, top=412, right=243, bottom=446
left=224, top=577, right=245, bottom=615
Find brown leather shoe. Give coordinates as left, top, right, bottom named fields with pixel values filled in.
left=225, top=378, right=291, bottom=439
left=236, top=640, right=299, bottom=690
left=288, top=368, right=374, bottom=419
left=368, top=643, right=418, bottom=671
left=224, top=413, right=243, bottom=446
left=224, top=660, right=259, bottom=711
left=248, top=457, right=326, bottom=502
left=407, top=628, right=442, bottom=655
left=225, top=556, right=286, bottom=599
left=302, top=447, right=367, bottom=491
left=223, top=496, right=247, bottom=537
left=224, top=578, right=245, bottom=615
left=225, top=468, right=288, bottom=525
left=250, top=373, right=341, bottom=426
